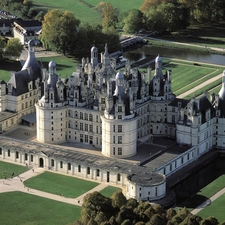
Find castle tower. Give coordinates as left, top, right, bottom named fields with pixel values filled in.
left=91, top=45, right=98, bottom=67
left=219, top=70, right=225, bottom=100
left=36, top=61, right=67, bottom=144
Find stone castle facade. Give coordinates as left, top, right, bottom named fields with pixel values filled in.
left=1, top=40, right=225, bottom=205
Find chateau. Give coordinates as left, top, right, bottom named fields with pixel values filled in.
left=0, top=40, right=225, bottom=206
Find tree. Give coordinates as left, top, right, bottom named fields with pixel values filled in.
left=4, top=38, right=23, bottom=59
left=200, top=217, right=219, bottom=225
left=123, top=9, right=144, bottom=33
left=140, top=0, right=164, bottom=13
left=166, top=208, right=176, bottom=220
left=94, top=211, right=108, bottom=224
left=111, top=191, right=127, bottom=209
left=35, top=10, right=46, bottom=22
left=0, top=36, right=6, bottom=60
left=96, top=2, right=118, bottom=28
left=181, top=214, right=202, bottom=225
left=80, top=191, right=114, bottom=224
left=40, top=9, right=80, bottom=55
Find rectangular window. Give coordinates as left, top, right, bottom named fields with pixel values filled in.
left=172, top=115, right=175, bottom=124
left=8, top=149, right=10, bottom=157
left=117, top=174, right=121, bottom=181
left=25, top=154, right=28, bottom=160
left=16, top=151, right=19, bottom=159
left=85, top=124, right=88, bottom=131
left=96, top=115, right=98, bottom=122
left=96, top=126, right=98, bottom=133
left=113, top=147, right=115, bottom=155
left=89, top=124, right=93, bottom=132
left=118, top=136, right=122, bottom=144
left=118, top=106, right=122, bottom=112
left=113, top=136, right=115, bottom=144
left=31, top=155, right=33, bottom=162
left=78, top=165, right=81, bottom=172
left=85, top=135, right=88, bottom=143
left=68, top=163, right=71, bottom=170
left=113, top=125, right=115, bottom=132
left=96, top=169, right=100, bottom=177
left=87, top=167, right=90, bottom=174
left=80, top=123, right=83, bottom=130
left=85, top=113, right=88, bottom=120
left=101, top=98, right=105, bottom=104
left=118, top=125, right=122, bottom=132
left=60, top=161, right=63, bottom=168
left=80, top=112, right=83, bottom=120
left=118, top=147, right=122, bottom=155
left=51, top=159, right=54, bottom=167
left=118, top=115, right=122, bottom=119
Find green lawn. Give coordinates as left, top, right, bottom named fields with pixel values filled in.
left=0, top=59, right=22, bottom=82
left=176, top=175, right=225, bottom=212
left=33, top=0, right=143, bottom=25
left=161, top=59, right=224, bottom=99
left=24, top=171, right=99, bottom=198
left=99, top=186, right=122, bottom=197
left=197, top=193, right=225, bottom=223
left=0, top=191, right=81, bottom=225
left=84, top=0, right=143, bottom=12
left=33, top=0, right=102, bottom=25
left=0, top=161, right=29, bottom=179
left=37, top=56, right=78, bottom=78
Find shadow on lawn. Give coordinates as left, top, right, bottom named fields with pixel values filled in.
left=178, top=194, right=210, bottom=209
left=0, top=59, right=21, bottom=71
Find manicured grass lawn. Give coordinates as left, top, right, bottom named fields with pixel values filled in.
left=161, top=59, right=224, bottom=99
left=197, top=193, right=225, bottom=223
left=0, top=191, right=81, bottom=225
left=0, top=161, right=29, bottom=179
left=37, top=56, right=78, bottom=78
left=99, top=186, right=122, bottom=197
left=177, top=174, right=225, bottom=211
left=24, top=171, right=99, bottom=198
left=33, top=0, right=102, bottom=25
left=0, top=59, right=22, bottom=82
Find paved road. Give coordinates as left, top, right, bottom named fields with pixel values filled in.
left=0, top=167, right=109, bottom=206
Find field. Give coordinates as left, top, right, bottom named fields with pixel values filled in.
left=197, top=193, right=225, bottom=223
left=163, top=22, right=225, bottom=50
left=33, top=0, right=144, bottom=25
left=177, top=175, right=225, bottom=212
left=99, top=186, right=122, bottom=197
left=0, top=161, right=28, bottom=179
left=24, top=171, right=99, bottom=198
left=0, top=191, right=81, bottom=225
left=0, top=59, right=22, bottom=82
left=37, top=56, right=78, bottom=78
left=161, top=59, right=224, bottom=99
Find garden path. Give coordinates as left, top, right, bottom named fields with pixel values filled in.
left=191, top=186, right=225, bottom=215
left=0, top=168, right=108, bottom=206
left=177, top=72, right=223, bottom=98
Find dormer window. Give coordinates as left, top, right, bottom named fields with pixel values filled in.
left=118, top=106, right=122, bottom=112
